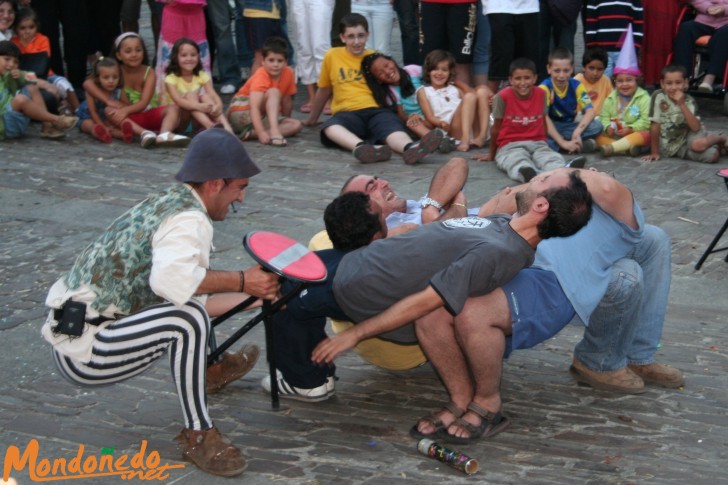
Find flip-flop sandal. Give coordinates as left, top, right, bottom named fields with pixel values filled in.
left=300, top=103, right=312, bottom=113
left=121, top=120, right=134, bottom=144
left=440, top=402, right=511, bottom=444
left=403, top=128, right=444, bottom=165
left=92, top=123, right=112, bottom=144
left=409, top=402, right=465, bottom=440
left=270, top=136, right=287, bottom=147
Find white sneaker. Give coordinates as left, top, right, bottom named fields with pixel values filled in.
left=261, top=371, right=334, bottom=402
left=220, top=83, right=236, bottom=94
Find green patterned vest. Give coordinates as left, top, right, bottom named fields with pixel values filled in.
left=65, top=184, right=209, bottom=315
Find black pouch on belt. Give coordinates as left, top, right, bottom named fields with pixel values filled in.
left=53, top=301, right=87, bottom=337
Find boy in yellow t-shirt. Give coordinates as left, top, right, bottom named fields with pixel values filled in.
left=574, top=47, right=613, bottom=116
left=303, top=13, right=442, bottom=165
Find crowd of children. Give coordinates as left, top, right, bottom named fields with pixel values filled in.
left=0, top=0, right=726, bottom=171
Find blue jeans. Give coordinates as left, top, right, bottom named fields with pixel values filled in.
left=208, top=0, right=241, bottom=85
left=472, top=1, right=491, bottom=76
left=547, top=118, right=602, bottom=152
left=574, top=225, right=671, bottom=371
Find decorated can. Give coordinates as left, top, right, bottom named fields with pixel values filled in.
left=417, top=439, right=479, bottom=475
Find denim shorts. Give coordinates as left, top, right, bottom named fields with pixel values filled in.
left=502, top=267, right=576, bottom=357
left=2, top=103, right=30, bottom=139
left=321, top=108, right=405, bottom=147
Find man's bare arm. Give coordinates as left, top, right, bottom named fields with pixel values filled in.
left=311, top=286, right=444, bottom=363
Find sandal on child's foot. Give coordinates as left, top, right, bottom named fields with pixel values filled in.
left=270, top=136, right=287, bottom=147
left=120, top=120, right=134, bottom=144
left=93, top=124, right=113, bottom=143
left=140, top=131, right=156, bottom=148
left=156, top=132, right=190, bottom=147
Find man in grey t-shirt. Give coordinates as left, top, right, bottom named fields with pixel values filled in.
left=312, top=170, right=592, bottom=368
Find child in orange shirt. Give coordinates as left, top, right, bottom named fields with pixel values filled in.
left=10, top=8, right=80, bottom=112
left=227, top=37, right=302, bottom=146
left=574, top=47, right=613, bottom=116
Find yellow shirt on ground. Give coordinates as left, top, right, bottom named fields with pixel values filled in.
left=318, top=47, right=377, bottom=114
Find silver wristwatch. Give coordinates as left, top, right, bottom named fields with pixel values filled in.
left=420, top=197, right=442, bottom=210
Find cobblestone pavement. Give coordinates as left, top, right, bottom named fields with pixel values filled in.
left=1, top=84, right=727, bottom=483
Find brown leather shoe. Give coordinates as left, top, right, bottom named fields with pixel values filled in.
left=569, top=358, right=646, bottom=394
left=206, top=344, right=260, bottom=395
left=628, top=362, right=685, bottom=388
left=175, top=427, right=247, bottom=477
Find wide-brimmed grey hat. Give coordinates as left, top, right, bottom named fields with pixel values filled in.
left=175, top=127, right=260, bottom=183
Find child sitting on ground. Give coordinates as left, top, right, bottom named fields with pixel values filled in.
left=540, top=47, right=603, bottom=153
left=303, top=13, right=441, bottom=165
left=78, top=57, right=151, bottom=144
left=10, top=7, right=80, bottom=113
left=644, top=64, right=727, bottom=164
left=417, top=50, right=490, bottom=151
left=227, top=36, right=302, bottom=146
left=0, top=40, right=77, bottom=140
left=596, top=25, right=651, bottom=157
left=474, top=58, right=584, bottom=182
left=84, top=32, right=187, bottom=148
left=164, top=37, right=233, bottom=134
left=574, top=47, right=612, bottom=116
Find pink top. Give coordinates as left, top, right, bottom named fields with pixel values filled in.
left=690, top=0, right=728, bottom=29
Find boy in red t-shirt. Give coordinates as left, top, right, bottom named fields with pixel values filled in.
left=474, top=58, right=583, bottom=182
left=226, top=37, right=302, bottom=146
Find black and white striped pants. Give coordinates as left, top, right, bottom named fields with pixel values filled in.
left=52, top=301, right=213, bottom=430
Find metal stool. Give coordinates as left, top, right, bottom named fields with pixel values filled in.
left=695, top=169, right=728, bottom=270
left=207, top=231, right=327, bottom=409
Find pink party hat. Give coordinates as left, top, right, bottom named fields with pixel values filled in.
left=613, top=23, right=640, bottom=76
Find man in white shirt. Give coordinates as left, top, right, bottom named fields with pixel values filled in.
left=41, top=128, right=280, bottom=478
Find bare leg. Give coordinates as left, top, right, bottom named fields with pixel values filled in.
left=160, top=104, right=181, bottom=135
left=455, top=92, right=476, bottom=151
left=447, top=289, right=512, bottom=438
left=384, top=131, right=414, bottom=153
left=250, top=50, right=263, bottom=77
left=455, top=63, right=472, bottom=86
left=472, top=85, right=491, bottom=147
left=413, top=308, right=474, bottom=435
left=264, top=88, right=284, bottom=140
left=473, top=72, right=488, bottom=87
left=278, top=118, right=303, bottom=137
left=690, top=133, right=727, bottom=153
left=323, top=125, right=364, bottom=150
left=12, top=88, right=60, bottom=123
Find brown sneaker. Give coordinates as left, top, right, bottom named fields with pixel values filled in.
left=569, top=358, right=645, bottom=394
left=628, top=362, right=684, bottom=388
left=52, top=115, right=79, bottom=132
left=206, top=343, right=260, bottom=395
left=175, top=427, right=247, bottom=477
